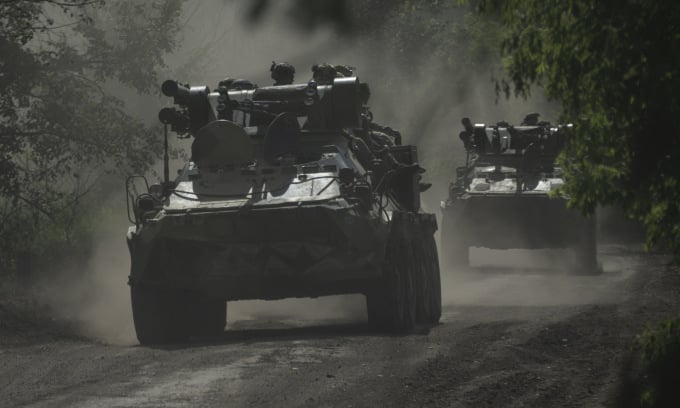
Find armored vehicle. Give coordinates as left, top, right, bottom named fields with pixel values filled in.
left=440, top=114, right=597, bottom=273
left=126, top=67, right=441, bottom=344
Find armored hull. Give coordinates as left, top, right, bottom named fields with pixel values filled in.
left=128, top=170, right=388, bottom=300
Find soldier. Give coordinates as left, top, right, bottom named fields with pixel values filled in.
left=230, top=79, right=257, bottom=90
left=521, top=112, right=540, bottom=126
left=358, top=82, right=402, bottom=147
left=334, top=65, right=354, bottom=77
left=217, top=77, right=236, bottom=89
left=270, top=61, right=295, bottom=86
left=311, top=63, right=356, bottom=85
left=218, top=77, right=257, bottom=90
left=311, top=63, right=338, bottom=85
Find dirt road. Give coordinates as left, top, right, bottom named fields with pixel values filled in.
left=2, top=245, right=678, bottom=407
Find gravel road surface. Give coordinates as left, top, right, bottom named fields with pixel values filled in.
left=2, top=244, right=678, bottom=407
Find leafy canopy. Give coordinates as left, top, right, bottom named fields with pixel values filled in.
left=0, top=0, right=184, bottom=268
left=484, top=0, right=680, bottom=256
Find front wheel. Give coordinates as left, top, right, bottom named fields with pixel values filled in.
left=131, top=284, right=191, bottom=345
left=415, top=229, right=442, bottom=325
left=366, top=213, right=417, bottom=334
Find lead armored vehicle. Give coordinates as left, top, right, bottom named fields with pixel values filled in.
left=126, top=66, right=441, bottom=344
left=440, top=114, right=597, bottom=272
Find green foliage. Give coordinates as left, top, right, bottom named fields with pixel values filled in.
left=0, top=0, right=184, bottom=274
left=484, top=0, right=680, bottom=257
left=639, top=317, right=680, bottom=408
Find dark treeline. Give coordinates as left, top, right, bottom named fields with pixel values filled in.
left=0, top=0, right=184, bottom=278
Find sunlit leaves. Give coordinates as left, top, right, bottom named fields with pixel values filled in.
left=485, top=0, right=680, bottom=256
left=0, top=0, right=184, bottom=267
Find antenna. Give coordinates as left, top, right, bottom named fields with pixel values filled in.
left=163, top=123, right=169, bottom=185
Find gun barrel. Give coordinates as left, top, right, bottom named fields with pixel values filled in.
left=159, top=107, right=177, bottom=124
left=158, top=107, right=188, bottom=128
left=161, top=80, right=190, bottom=98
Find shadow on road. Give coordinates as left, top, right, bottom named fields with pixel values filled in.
left=146, top=320, right=437, bottom=350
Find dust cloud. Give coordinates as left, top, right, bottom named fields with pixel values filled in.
left=73, top=225, right=136, bottom=345
left=439, top=246, right=635, bottom=309
left=37, top=202, right=137, bottom=345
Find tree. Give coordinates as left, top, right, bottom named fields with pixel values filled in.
left=0, top=0, right=184, bottom=274
left=482, top=0, right=680, bottom=256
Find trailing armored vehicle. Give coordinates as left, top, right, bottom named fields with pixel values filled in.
left=125, top=65, right=441, bottom=344
left=440, top=114, right=597, bottom=273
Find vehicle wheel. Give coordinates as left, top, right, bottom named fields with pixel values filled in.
left=190, top=299, right=227, bottom=338
left=415, top=227, right=442, bottom=325
left=131, top=284, right=191, bottom=345
left=366, top=214, right=417, bottom=334
left=572, top=218, right=599, bottom=275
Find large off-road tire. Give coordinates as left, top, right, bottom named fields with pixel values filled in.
left=131, top=284, right=191, bottom=345
left=415, top=227, right=442, bottom=325
left=366, top=214, right=417, bottom=334
left=190, top=299, right=227, bottom=338
left=572, top=217, right=600, bottom=275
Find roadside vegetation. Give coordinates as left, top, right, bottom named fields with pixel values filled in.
left=639, top=317, right=680, bottom=408
left=0, top=0, right=184, bottom=284
left=481, top=3, right=680, bottom=406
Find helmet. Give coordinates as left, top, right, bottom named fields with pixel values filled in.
left=230, top=79, right=257, bottom=90
left=218, top=77, right=236, bottom=89
left=270, top=61, right=296, bottom=86
left=312, top=63, right=340, bottom=85
left=335, top=65, right=354, bottom=77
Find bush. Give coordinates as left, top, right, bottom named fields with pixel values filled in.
left=639, top=317, right=680, bottom=408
